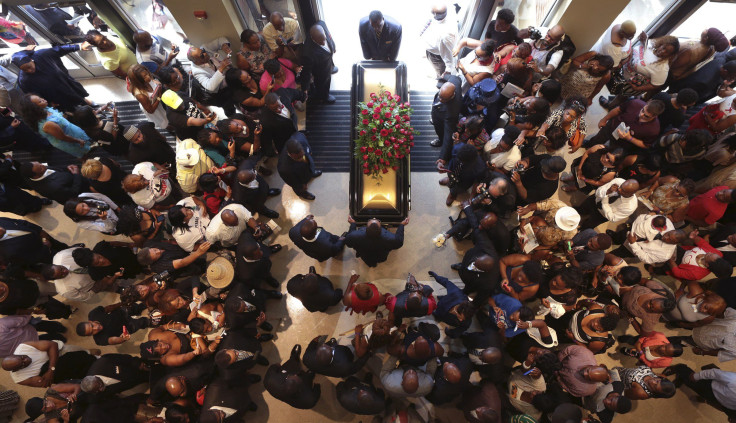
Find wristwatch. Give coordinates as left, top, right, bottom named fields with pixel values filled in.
left=50, top=366, right=56, bottom=371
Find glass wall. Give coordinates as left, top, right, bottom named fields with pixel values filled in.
left=671, top=1, right=736, bottom=41
left=112, top=0, right=187, bottom=60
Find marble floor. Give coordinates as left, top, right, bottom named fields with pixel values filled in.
left=1, top=73, right=734, bottom=423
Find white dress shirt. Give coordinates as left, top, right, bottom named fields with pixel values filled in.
left=205, top=204, right=252, bottom=247
left=624, top=214, right=676, bottom=264
left=595, top=178, right=638, bottom=222
left=693, top=368, right=736, bottom=409
left=379, top=355, right=435, bottom=398
left=10, top=341, right=64, bottom=383
left=421, top=16, right=457, bottom=74
left=52, top=248, right=95, bottom=302
left=591, top=25, right=632, bottom=67
left=173, top=197, right=210, bottom=252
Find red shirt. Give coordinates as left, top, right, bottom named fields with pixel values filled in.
left=638, top=331, right=673, bottom=368
left=687, top=185, right=729, bottom=225
left=667, top=237, right=723, bottom=281
left=202, top=189, right=226, bottom=217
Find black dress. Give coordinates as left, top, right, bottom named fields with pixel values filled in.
left=87, top=241, right=142, bottom=281
left=87, top=157, right=131, bottom=206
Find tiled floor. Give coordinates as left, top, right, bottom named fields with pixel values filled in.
left=2, top=56, right=733, bottom=423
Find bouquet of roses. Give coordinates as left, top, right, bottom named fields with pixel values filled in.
left=354, top=86, right=417, bottom=179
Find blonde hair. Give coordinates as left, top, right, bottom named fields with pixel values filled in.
left=81, top=159, right=103, bottom=179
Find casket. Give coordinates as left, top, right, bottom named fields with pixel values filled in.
left=349, top=61, right=411, bottom=225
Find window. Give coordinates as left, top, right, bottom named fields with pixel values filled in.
left=671, top=1, right=736, bottom=41
left=112, top=0, right=187, bottom=57
left=496, top=0, right=568, bottom=28
left=590, top=0, right=679, bottom=50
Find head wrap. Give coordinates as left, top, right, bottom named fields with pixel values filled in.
left=139, top=340, right=160, bottom=360
left=11, top=50, right=33, bottom=68
left=706, top=28, right=729, bottom=52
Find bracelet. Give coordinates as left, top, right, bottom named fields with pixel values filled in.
left=522, top=361, right=532, bottom=369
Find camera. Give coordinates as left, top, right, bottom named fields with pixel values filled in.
left=512, top=163, right=527, bottom=176
left=153, top=270, right=172, bottom=287
left=94, top=201, right=110, bottom=212
left=528, top=27, right=542, bottom=41
left=471, top=185, right=493, bottom=206
left=503, top=101, right=528, bottom=116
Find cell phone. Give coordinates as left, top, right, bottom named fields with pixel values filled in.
left=122, top=325, right=128, bottom=336
left=523, top=367, right=536, bottom=376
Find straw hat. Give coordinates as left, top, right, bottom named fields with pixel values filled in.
left=206, top=256, right=234, bottom=288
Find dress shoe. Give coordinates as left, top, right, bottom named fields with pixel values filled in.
left=269, top=244, right=283, bottom=254
left=261, top=208, right=279, bottom=219
left=291, top=344, right=302, bottom=357
left=247, top=402, right=258, bottom=412
left=259, top=321, right=273, bottom=331
left=256, top=165, right=272, bottom=176
left=446, top=193, right=455, bottom=206
left=451, top=263, right=463, bottom=271
left=70, top=243, right=85, bottom=248
left=331, top=66, right=338, bottom=74
left=297, top=191, right=316, bottom=200
left=265, top=277, right=280, bottom=288
left=309, top=266, right=316, bottom=274
left=439, top=177, right=449, bottom=186
left=430, top=138, right=442, bottom=147
left=267, top=188, right=281, bottom=196
left=258, top=333, right=274, bottom=342
left=324, top=95, right=336, bottom=104
left=598, top=96, right=613, bottom=110
left=40, top=198, right=53, bottom=206
left=265, top=290, right=283, bottom=300
left=312, top=170, right=323, bottom=178
left=248, top=374, right=262, bottom=383
left=256, top=355, right=270, bottom=366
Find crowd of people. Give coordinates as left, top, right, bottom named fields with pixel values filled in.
left=0, top=2, right=735, bottom=423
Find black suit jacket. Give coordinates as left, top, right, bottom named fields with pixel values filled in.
left=149, top=358, right=216, bottom=405
left=234, top=231, right=272, bottom=287
left=264, top=362, right=320, bottom=409
left=458, top=206, right=499, bottom=297
left=480, top=171, right=517, bottom=219
left=289, top=218, right=345, bottom=261
left=85, top=353, right=148, bottom=398
left=24, top=167, right=89, bottom=204
left=0, top=217, right=53, bottom=265
left=302, top=339, right=369, bottom=378
left=277, top=132, right=315, bottom=189
left=200, top=377, right=252, bottom=422
left=426, top=355, right=474, bottom=404
left=344, top=223, right=404, bottom=267
left=287, top=273, right=341, bottom=312
left=431, top=75, right=462, bottom=162
left=336, top=376, right=386, bottom=415
left=232, top=173, right=270, bottom=213
left=359, top=16, right=402, bottom=61
left=223, top=283, right=267, bottom=333
left=710, top=224, right=736, bottom=265
left=300, top=20, right=334, bottom=100
left=217, top=329, right=262, bottom=383
left=260, top=88, right=302, bottom=154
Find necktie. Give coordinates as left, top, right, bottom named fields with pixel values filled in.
left=420, top=19, right=432, bottom=36
left=608, top=193, right=620, bottom=204
left=653, top=233, right=663, bottom=241
left=375, top=28, right=382, bottom=40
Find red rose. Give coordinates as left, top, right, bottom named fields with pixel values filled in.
left=363, top=162, right=369, bottom=167
left=367, top=147, right=374, bottom=152
left=374, top=106, right=381, bottom=113
left=374, top=164, right=379, bottom=170
left=371, top=135, right=377, bottom=141
left=394, top=143, right=399, bottom=149
left=376, top=149, right=382, bottom=155
left=384, top=112, right=391, bottom=118
left=373, top=113, right=380, bottom=120
left=360, top=130, right=367, bottom=136
left=381, top=102, right=387, bottom=107
left=363, top=169, right=370, bottom=174
left=385, top=91, right=391, bottom=96
left=380, top=129, right=389, bottom=137
left=390, top=136, right=396, bottom=142
left=360, top=146, right=367, bottom=152
left=387, top=152, right=392, bottom=158
left=384, top=140, right=390, bottom=146
left=382, top=168, right=389, bottom=174
left=395, top=124, right=400, bottom=129
left=409, top=135, right=414, bottom=140
left=370, top=93, right=376, bottom=98
left=405, top=103, right=410, bottom=108
left=361, top=109, right=369, bottom=115
left=392, top=165, right=399, bottom=170
left=379, top=120, right=383, bottom=125
left=371, top=128, right=377, bottom=133
left=362, top=119, right=369, bottom=125
left=362, top=154, right=369, bottom=160
left=409, top=142, right=414, bottom=147
left=367, top=102, right=374, bottom=107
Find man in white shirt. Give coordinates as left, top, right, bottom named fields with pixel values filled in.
left=133, top=29, right=178, bottom=73
left=519, top=24, right=574, bottom=77
left=186, top=39, right=234, bottom=114
left=591, top=21, right=636, bottom=68
left=579, top=178, right=639, bottom=229
left=420, top=3, right=457, bottom=79
left=46, top=247, right=96, bottom=302
left=609, top=213, right=686, bottom=265
left=205, top=204, right=256, bottom=248
left=380, top=355, right=435, bottom=398
left=667, top=364, right=736, bottom=419
left=485, top=126, right=522, bottom=172
left=262, top=12, right=303, bottom=61
left=1, top=340, right=62, bottom=387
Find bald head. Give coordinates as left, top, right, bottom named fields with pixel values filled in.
left=133, top=29, right=152, bottom=48
left=187, top=47, right=205, bottom=65
left=165, top=376, right=187, bottom=397
left=402, top=369, right=419, bottom=393
left=366, top=218, right=382, bottom=238
left=582, top=365, right=610, bottom=383
left=1, top=355, right=28, bottom=371
left=431, top=3, right=448, bottom=16
left=310, top=24, right=326, bottom=45
left=439, top=82, right=456, bottom=103
left=547, top=25, right=565, bottom=42
left=620, top=179, right=639, bottom=197
left=443, top=362, right=462, bottom=384
left=474, top=255, right=496, bottom=272
left=480, top=212, right=498, bottom=230
left=315, top=344, right=333, bottom=366
left=237, top=169, right=256, bottom=185
left=300, top=216, right=318, bottom=239
left=221, top=209, right=239, bottom=227
left=481, top=347, right=502, bottom=364
left=270, top=12, right=285, bottom=31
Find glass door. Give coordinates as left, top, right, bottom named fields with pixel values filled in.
left=3, top=3, right=112, bottom=78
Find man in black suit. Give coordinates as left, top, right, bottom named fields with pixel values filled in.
left=287, top=266, right=343, bottom=312
left=264, top=344, right=321, bottom=409
left=0, top=217, right=70, bottom=266
left=288, top=214, right=345, bottom=261
left=336, top=375, right=386, bottom=415
left=344, top=216, right=409, bottom=267
left=451, top=203, right=499, bottom=303
left=232, top=168, right=280, bottom=219
left=125, top=122, right=177, bottom=177
left=234, top=231, right=282, bottom=289
left=461, top=324, right=505, bottom=382
left=359, top=11, right=402, bottom=61
left=476, top=172, right=517, bottom=219
left=148, top=358, right=216, bottom=405
left=223, top=282, right=281, bottom=336
left=261, top=89, right=304, bottom=156
left=426, top=355, right=474, bottom=404
left=277, top=132, right=321, bottom=200
left=431, top=76, right=462, bottom=164
left=81, top=353, right=149, bottom=399
left=18, top=161, right=89, bottom=204
left=708, top=224, right=736, bottom=265
left=214, top=329, right=269, bottom=385
left=0, top=179, right=50, bottom=216
left=445, top=210, right=510, bottom=255
left=199, top=378, right=257, bottom=422
left=300, top=22, right=336, bottom=104
left=303, top=335, right=369, bottom=378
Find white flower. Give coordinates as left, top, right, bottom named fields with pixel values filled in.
left=432, top=233, right=446, bottom=248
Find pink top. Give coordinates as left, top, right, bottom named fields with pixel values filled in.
left=259, top=58, right=297, bottom=92
left=638, top=331, right=673, bottom=368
